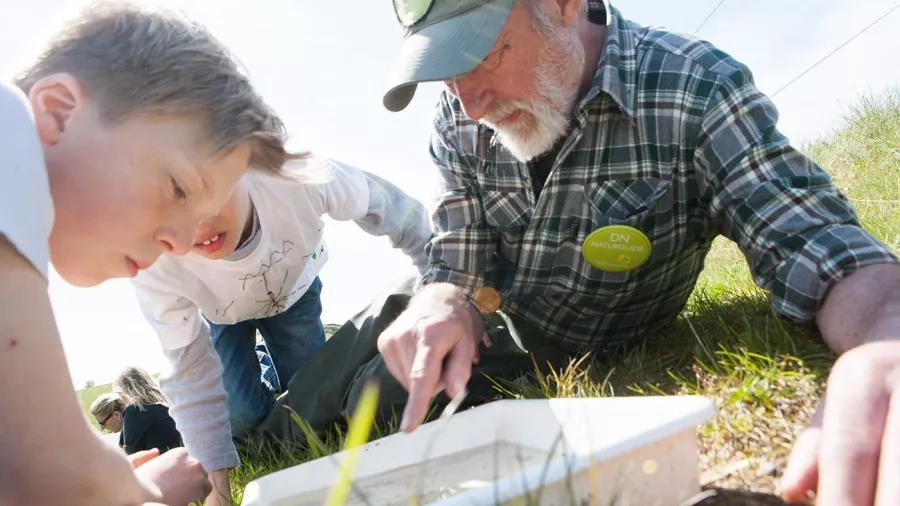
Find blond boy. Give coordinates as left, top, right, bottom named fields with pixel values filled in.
left=0, top=2, right=296, bottom=504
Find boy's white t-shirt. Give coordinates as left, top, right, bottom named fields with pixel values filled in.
left=132, top=159, right=370, bottom=350
left=0, top=81, right=54, bottom=277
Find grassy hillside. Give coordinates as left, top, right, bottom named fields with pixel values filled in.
left=77, top=382, right=113, bottom=429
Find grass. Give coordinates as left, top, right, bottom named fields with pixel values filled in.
left=79, top=91, right=899, bottom=505
left=77, top=381, right=113, bottom=430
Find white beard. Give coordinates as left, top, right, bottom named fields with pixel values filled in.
left=481, top=26, right=586, bottom=162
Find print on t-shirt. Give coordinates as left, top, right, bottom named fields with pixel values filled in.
left=228, top=240, right=326, bottom=319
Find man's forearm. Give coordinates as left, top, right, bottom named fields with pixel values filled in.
left=817, top=263, right=900, bottom=353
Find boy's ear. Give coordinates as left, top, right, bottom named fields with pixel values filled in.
left=28, top=74, right=84, bottom=145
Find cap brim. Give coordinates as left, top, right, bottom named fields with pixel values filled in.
left=383, top=0, right=514, bottom=112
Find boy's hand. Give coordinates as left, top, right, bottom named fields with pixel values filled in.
left=134, top=447, right=211, bottom=506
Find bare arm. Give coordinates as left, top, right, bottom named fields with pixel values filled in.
left=816, top=263, right=900, bottom=352
left=0, top=238, right=152, bottom=505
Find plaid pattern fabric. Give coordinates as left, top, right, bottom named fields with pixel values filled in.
left=420, top=5, right=900, bottom=350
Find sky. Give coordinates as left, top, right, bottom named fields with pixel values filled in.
left=1, top=0, right=899, bottom=387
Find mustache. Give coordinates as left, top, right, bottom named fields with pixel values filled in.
left=484, top=100, right=530, bottom=124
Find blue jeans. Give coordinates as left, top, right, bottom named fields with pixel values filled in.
left=208, top=276, right=326, bottom=437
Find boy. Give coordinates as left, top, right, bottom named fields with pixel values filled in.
left=0, top=1, right=298, bottom=505
left=131, top=157, right=433, bottom=503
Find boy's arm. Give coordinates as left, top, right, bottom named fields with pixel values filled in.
left=353, top=171, right=433, bottom=275
left=131, top=277, right=240, bottom=474
left=158, top=334, right=239, bottom=472
left=0, top=239, right=153, bottom=505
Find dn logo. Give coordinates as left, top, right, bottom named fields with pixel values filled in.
left=609, top=233, right=631, bottom=243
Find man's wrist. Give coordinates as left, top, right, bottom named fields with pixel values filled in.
left=817, top=264, right=900, bottom=353
left=414, top=281, right=490, bottom=338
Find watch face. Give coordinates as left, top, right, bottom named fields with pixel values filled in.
left=393, top=0, right=434, bottom=26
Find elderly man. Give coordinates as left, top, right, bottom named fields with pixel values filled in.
left=249, top=0, right=899, bottom=504
left=375, top=0, right=900, bottom=504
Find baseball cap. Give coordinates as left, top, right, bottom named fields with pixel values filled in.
left=383, top=0, right=515, bottom=112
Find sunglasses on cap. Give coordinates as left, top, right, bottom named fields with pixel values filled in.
left=393, top=0, right=435, bottom=26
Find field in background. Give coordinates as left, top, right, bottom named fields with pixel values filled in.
left=78, top=382, right=113, bottom=430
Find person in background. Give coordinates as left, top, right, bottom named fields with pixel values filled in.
left=90, top=392, right=127, bottom=438
left=114, top=367, right=184, bottom=456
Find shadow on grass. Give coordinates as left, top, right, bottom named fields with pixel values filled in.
left=493, top=287, right=833, bottom=402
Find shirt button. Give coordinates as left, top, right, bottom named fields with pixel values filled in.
left=524, top=178, right=532, bottom=188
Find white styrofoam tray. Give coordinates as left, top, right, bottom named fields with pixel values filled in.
left=241, top=395, right=715, bottom=506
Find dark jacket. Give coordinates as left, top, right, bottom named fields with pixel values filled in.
left=117, top=403, right=183, bottom=455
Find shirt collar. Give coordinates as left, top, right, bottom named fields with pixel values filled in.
left=579, top=2, right=638, bottom=118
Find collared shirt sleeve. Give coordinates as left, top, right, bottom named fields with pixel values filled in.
left=420, top=99, right=499, bottom=299
left=695, top=62, right=900, bottom=323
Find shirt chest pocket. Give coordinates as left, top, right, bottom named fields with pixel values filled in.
left=562, top=177, right=677, bottom=300
left=476, top=165, right=534, bottom=230
left=481, top=189, right=533, bottom=229
left=584, top=178, right=671, bottom=221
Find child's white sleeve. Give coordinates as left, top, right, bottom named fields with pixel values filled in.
left=354, top=171, right=433, bottom=275
left=303, top=158, right=433, bottom=273
left=132, top=274, right=204, bottom=350
left=0, top=82, right=54, bottom=278
left=304, top=158, right=370, bottom=222
left=130, top=275, right=239, bottom=472
left=158, top=329, right=239, bottom=472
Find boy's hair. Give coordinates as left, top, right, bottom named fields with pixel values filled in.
left=14, top=0, right=308, bottom=175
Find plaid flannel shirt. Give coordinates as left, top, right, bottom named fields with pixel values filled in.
left=420, top=4, right=899, bottom=350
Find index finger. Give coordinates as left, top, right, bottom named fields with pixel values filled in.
left=400, top=343, right=445, bottom=432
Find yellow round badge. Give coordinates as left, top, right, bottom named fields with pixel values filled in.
left=582, top=225, right=652, bottom=272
